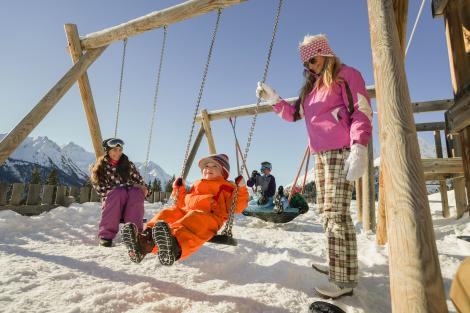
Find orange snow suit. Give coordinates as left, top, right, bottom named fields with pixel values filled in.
left=146, top=176, right=248, bottom=260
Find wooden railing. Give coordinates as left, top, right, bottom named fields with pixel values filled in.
left=0, top=183, right=172, bottom=216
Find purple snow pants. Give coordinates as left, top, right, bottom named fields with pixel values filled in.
left=98, top=186, right=145, bottom=240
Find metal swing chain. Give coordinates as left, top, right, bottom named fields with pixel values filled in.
left=179, top=9, right=223, bottom=179
left=114, top=38, right=128, bottom=137
left=222, top=0, right=284, bottom=237
left=144, top=25, right=168, bottom=177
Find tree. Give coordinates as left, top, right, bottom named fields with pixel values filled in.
left=46, top=169, right=59, bottom=185
left=165, top=175, right=175, bottom=192
left=152, top=178, right=162, bottom=192
left=30, top=167, right=42, bottom=184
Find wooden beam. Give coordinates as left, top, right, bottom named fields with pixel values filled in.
left=415, top=122, right=446, bottom=132
left=459, top=127, right=470, bottom=210
left=434, top=130, right=450, bottom=218
left=362, top=141, right=376, bottom=232
left=201, top=109, right=217, bottom=154
left=367, top=0, right=448, bottom=311
left=183, top=126, right=205, bottom=180
left=444, top=0, right=470, bottom=95
left=194, top=97, right=452, bottom=123
left=64, top=24, right=104, bottom=158
left=445, top=91, right=470, bottom=133
left=422, top=157, right=464, bottom=175
left=432, top=0, right=450, bottom=18
left=443, top=0, right=470, bottom=218
left=376, top=168, right=387, bottom=245
left=80, top=0, right=247, bottom=50
left=411, top=98, right=453, bottom=113
left=0, top=47, right=107, bottom=166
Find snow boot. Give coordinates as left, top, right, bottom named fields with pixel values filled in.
left=314, top=283, right=353, bottom=299
left=121, top=223, right=154, bottom=263
left=152, top=221, right=182, bottom=266
left=311, top=262, right=329, bottom=275
left=99, top=238, right=113, bottom=247
left=309, top=301, right=346, bottom=313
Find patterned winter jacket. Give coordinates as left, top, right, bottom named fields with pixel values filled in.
left=272, top=64, right=372, bottom=154
left=93, top=156, right=145, bottom=198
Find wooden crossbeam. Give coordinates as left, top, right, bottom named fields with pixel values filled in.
left=80, top=0, right=247, bottom=50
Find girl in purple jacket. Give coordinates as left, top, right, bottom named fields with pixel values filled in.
left=256, top=34, right=372, bottom=299
left=90, top=138, right=148, bottom=247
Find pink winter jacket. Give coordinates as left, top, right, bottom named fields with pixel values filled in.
left=272, top=64, right=372, bottom=154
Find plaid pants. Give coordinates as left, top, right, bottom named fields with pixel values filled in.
left=314, top=148, right=358, bottom=288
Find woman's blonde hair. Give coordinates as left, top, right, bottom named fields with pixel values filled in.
left=293, top=56, right=342, bottom=121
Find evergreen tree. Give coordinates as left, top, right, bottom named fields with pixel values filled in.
left=46, top=169, right=59, bottom=185
left=165, top=175, right=175, bottom=192
left=30, top=167, right=42, bottom=184
left=152, top=178, right=162, bottom=192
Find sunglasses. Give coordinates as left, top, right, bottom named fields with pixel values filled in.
left=105, top=138, right=125, bottom=149
left=304, top=57, right=318, bottom=68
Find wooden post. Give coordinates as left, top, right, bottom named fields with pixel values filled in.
left=434, top=130, right=450, bottom=218
left=10, top=183, right=25, bottom=206
left=443, top=0, right=470, bottom=217
left=79, top=187, right=91, bottom=203
left=362, top=142, right=376, bottom=232
left=0, top=46, right=107, bottom=166
left=80, top=0, right=247, bottom=50
left=26, top=184, right=41, bottom=205
left=90, top=189, right=101, bottom=202
left=154, top=191, right=161, bottom=203
left=0, top=183, right=8, bottom=205
left=183, top=126, right=205, bottom=180
left=64, top=24, right=104, bottom=158
left=376, top=0, right=408, bottom=246
left=55, top=186, right=67, bottom=206
left=70, top=186, right=80, bottom=200
left=201, top=109, right=216, bottom=154
left=367, top=0, right=448, bottom=311
left=460, top=127, right=470, bottom=213
left=356, top=178, right=363, bottom=223
left=42, top=185, right=55, bottom=205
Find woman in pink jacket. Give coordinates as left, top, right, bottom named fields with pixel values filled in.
left=256, top=34, right=372, bottom=299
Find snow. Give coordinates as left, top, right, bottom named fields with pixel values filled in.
left=0, top=191, right=468, bottom=313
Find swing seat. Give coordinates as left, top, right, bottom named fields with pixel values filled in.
left=242, top=194, right=308, bottom=223
left=208, top=234, right=238, bottom=246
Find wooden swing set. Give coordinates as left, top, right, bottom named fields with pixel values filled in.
left=0, top=0, right=469, bottom=312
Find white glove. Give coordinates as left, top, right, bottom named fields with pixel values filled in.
left=256, top=81, right=280, bottom=103
left=344, top=144, right=368, bottom=181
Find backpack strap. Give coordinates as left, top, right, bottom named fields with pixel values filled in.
left=338, top=77, right=354, bottom=114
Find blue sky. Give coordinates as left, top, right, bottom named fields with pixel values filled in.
left=0, top=1, right=453, bottom=184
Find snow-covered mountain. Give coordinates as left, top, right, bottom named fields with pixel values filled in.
left=134, top=161, right=172, bottom=185
left=0, top=134, right=172, bottom=186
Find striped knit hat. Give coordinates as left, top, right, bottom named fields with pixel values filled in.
left=198, top=154, right=230, bottom=179
left=299, top=34, right=335, bottom=63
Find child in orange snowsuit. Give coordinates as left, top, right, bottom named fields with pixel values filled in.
left=121, top=153, right=248, bottom=266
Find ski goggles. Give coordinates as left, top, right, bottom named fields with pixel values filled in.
left=104, top=138, right=124, bottom=149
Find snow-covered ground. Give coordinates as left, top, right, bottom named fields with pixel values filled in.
left=0, top=191, right=469, bottom=313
